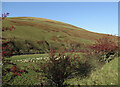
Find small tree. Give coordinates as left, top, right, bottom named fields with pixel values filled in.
left=89, top=35, right=118, bottom=62
left=36, top=49, right=79, bottom=86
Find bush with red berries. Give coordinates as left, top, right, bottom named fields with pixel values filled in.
left=1, top=13, right=27, bottom=85
left=35, top=49, right=79, bottom=86
left=84, top=35, right=118, bottom=64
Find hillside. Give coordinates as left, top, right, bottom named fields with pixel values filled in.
left=2, top=17, right=118, bottom=86
left=2, top=17, right=112, bottom=54
left=65, top=57, right=118, bottom=85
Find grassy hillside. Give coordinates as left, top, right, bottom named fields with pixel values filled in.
left=3, top=17, right=105, bottom=42
left=2, top=17, right=118, bottom=86
left=2, top=17, right=114, bottom=54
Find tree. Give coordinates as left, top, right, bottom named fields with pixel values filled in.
left=89, top=35, right=118, bottom=62
left=34, top=49, right=79, bottom=86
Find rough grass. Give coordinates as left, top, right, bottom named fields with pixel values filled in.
left=2, top=17, right=107, bottom=47
left=65, top=57, right=118, bottom=85
left=9, top=54, right=48, bottom=61
left=3, top=17, right=117, bottom=55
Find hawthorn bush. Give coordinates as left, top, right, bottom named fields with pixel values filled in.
left=78, top=35, right=119, bottom=74
left=35, top=49, right=79, bottom=86
left=87, top=35, right=118, bottom=63
left=2, top=41, right=16, bottom=57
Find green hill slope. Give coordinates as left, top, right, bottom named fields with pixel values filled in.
left=65, top=57, right=118, bottom=85
left=2, top=17, right=110, bottom=54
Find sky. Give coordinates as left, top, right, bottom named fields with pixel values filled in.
left=1, top=0, right=120, bottom=2
left=2, top=2, right=118, bottom=35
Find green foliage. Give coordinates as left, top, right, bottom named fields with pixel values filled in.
left=36, top=50, right=79, bottom=86
left=89, top=35, right=118, bottom=63
left=75, top=61, right=93, bottom=78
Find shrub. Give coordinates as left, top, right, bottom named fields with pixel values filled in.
left=36, top=49, right=79, bottom=86
left=2, top=41, right=16, bottom=57
left=75, top=60, right=93, bottom=78
left=89, top=35, right=118, bottom=63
